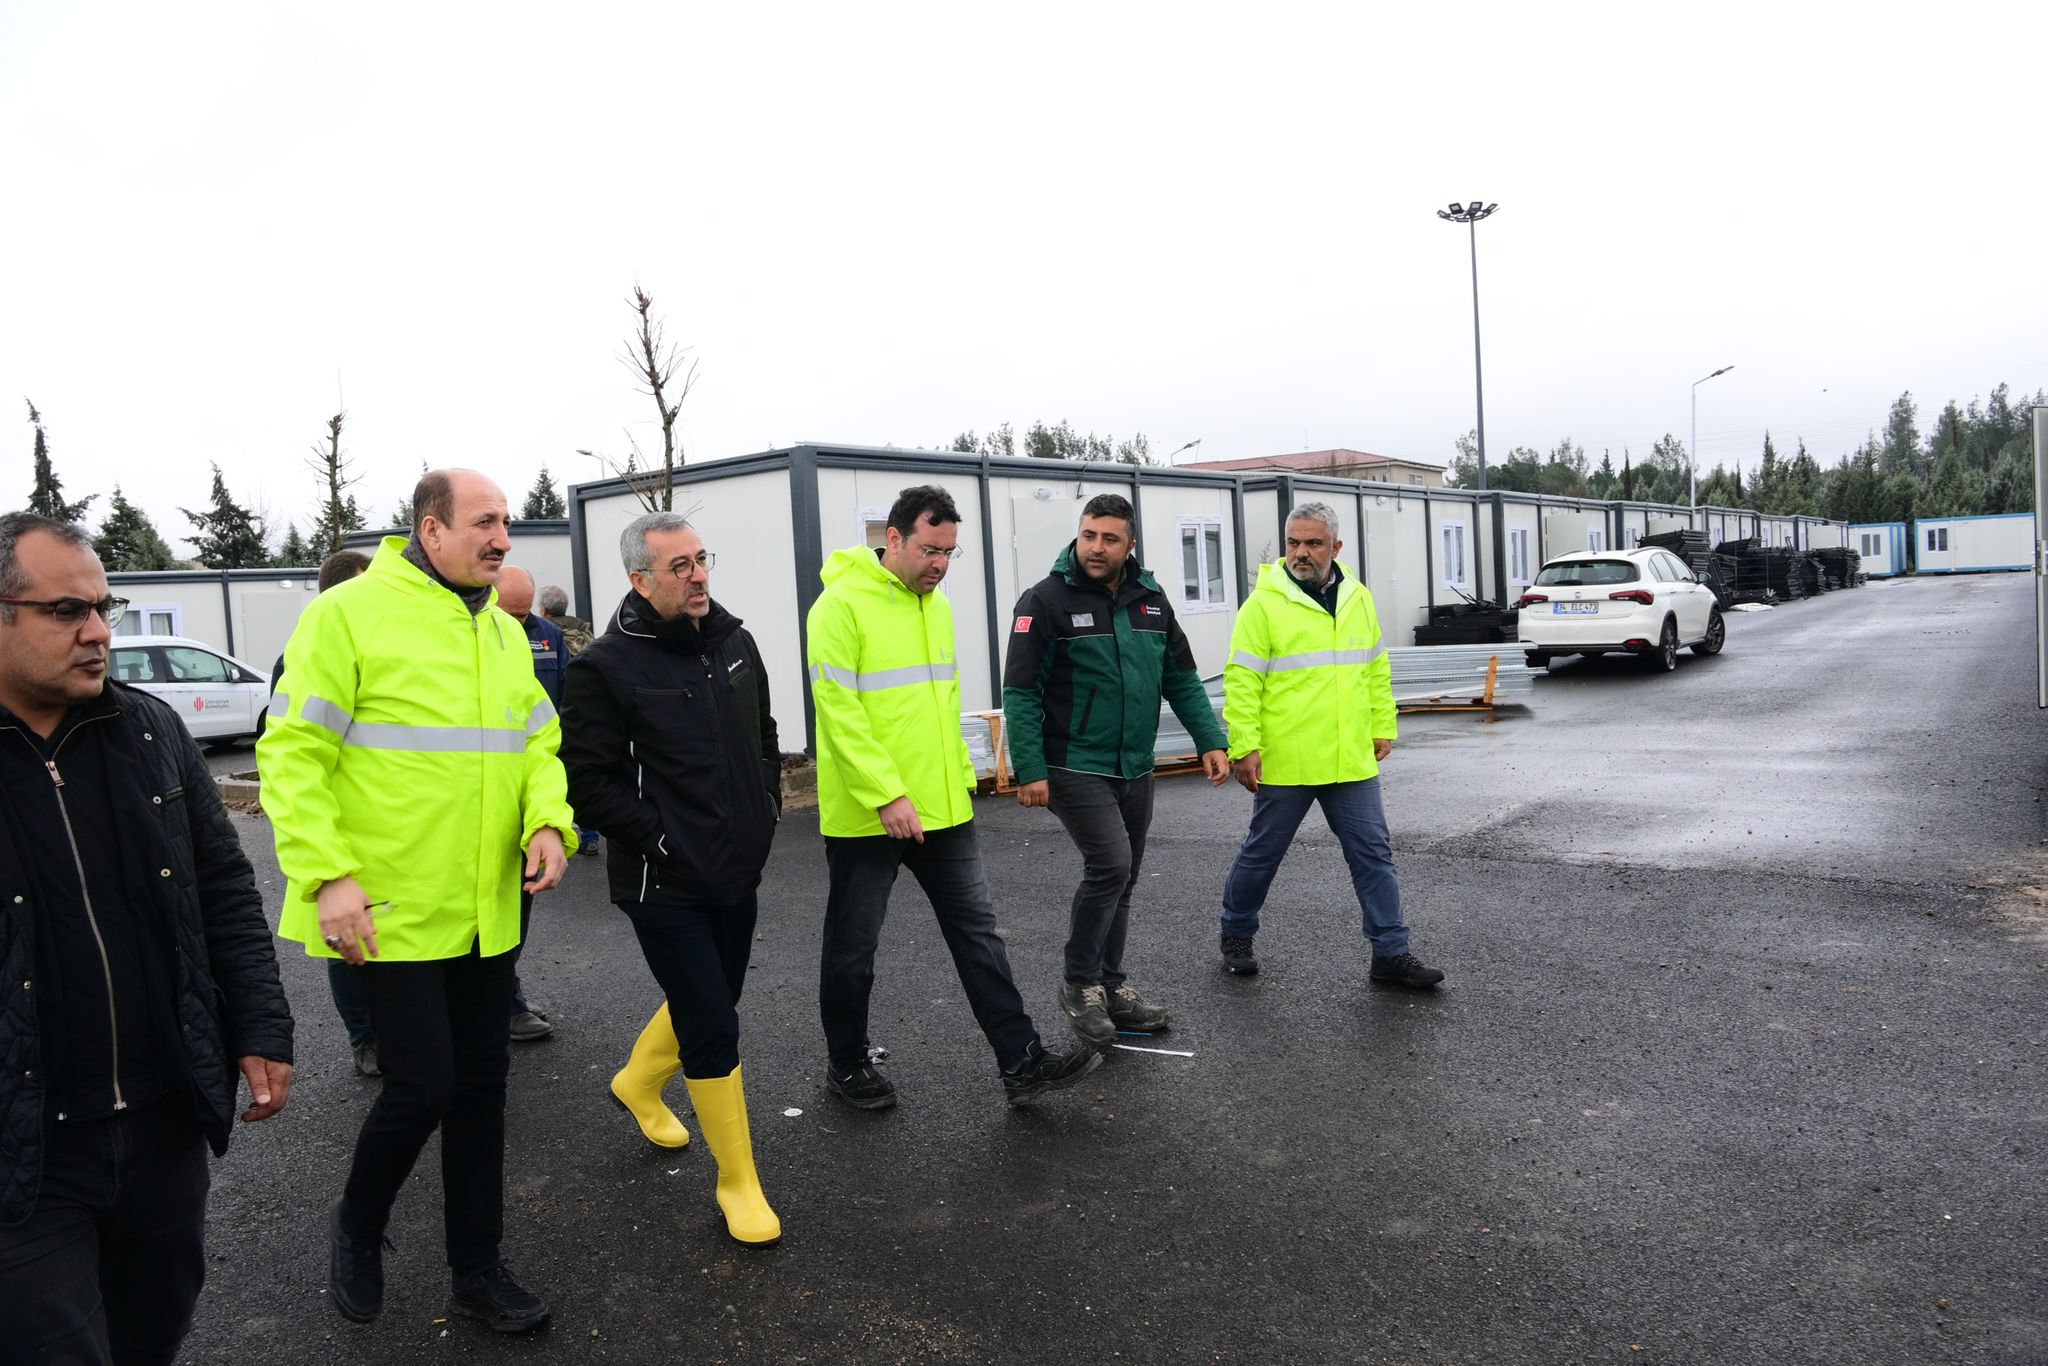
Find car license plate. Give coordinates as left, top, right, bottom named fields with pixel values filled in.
left=1553, top=602, right=1598, bottom=614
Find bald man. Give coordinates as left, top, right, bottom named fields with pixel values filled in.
left=494, top=564, right=568, bottom=1041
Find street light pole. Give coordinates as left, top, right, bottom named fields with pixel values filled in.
left=1689, top=365, right=1735, bottom=508
left=1163, top=439, right=1202, bottom=466
left=1438, top=200, right=1499, bottom=490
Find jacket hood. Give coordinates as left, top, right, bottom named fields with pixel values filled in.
left=369, top=536, right=500, bottom=612
left=1255, top=558, right=1357, bottom=605
left=1050, top=540, right=1161, bottom=595
left=822, top=544, right=918, bottom=594
left=605, top=589, right=743, bottom=647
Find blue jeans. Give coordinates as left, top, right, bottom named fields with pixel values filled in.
left=1220, top=778, right=1411, bottom=958
left=819, top=821, right=1039, bottom=1073
left=327, top=958, right=375, bottom=1048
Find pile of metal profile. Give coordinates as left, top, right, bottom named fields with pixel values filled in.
left=1638, top=530, right=1737, bottom=607
left=1812, top=547, right=1864, bottom=590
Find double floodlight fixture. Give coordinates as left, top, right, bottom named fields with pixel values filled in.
left=1437, top=201, right=1499, bottom=223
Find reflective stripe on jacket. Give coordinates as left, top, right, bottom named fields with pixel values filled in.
left=806, top=546, right=975, bottom=838
left=1223, top=560, right=1396, bottom=786
left=259, top=537, right=577, bottom=960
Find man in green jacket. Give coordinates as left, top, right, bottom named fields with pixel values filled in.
left=262, top=469, right=576, bottom=1334
left=808, top=485, right=1101, bottom=1110
left=1218, top=501, right=1445, bottom=988
left=1002, top=493, right=1228, bottom=1047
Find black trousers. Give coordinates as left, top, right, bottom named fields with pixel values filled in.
left=0, top=1099, right=210, bottom=1366
left=819, top=820, right=1038, bottom=1073
left=340, top=943, right=514, bottom=1275
left=619, top=890, right=757, bottom=1079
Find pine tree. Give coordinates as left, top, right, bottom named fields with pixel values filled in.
left=24, top=399, right=96, bottom=523
left=1620, top=453, right=1634, bottom=501
left=92, top=487, right=176, bottom=570
left=275, top=522, right=315, bottom=568
left=522, top=465, right=567, bottom=520
left=180, top=464, right=269, bottom=568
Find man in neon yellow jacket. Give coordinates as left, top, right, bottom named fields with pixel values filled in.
left=808, top=484, right=1101, bottom=1110
left=261, top=470, right=574, bottom=1334
left=1218, top=501, right=1446, bottom=988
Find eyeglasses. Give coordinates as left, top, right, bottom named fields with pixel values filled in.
left=911, top=540, right=962, bottom=563
left=663, top=551, right=716, bottom=577
left=0, top=596, right=128, bottom=629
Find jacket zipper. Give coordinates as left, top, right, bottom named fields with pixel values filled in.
left=43, top=719, right=127, bottom=1114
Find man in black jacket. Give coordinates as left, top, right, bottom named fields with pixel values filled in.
left=560, top=511, right=782, bottom=1247
left=0, top=512, right=294, bottom=1365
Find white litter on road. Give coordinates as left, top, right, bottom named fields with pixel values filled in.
left=1112, top=1044, right=1195, bottom=1057
left=1730, top=602, right=1775, bottom=612
left=782, top=1108, right=803, bottom=1117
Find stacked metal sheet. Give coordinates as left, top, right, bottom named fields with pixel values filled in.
left=1813, top=547, right=1863, bottom=590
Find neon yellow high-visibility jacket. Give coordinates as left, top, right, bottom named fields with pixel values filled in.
left=259, top=537, right=577, bottom=960
left=807, top=545, right=976, bottom=838
left=1223, top=560, right=1397, bottom=786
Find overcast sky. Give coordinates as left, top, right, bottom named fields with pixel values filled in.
left=4, top=3, right=2043, bottom=553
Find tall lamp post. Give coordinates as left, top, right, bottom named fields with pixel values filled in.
left=1689, top=365, right=1734, bottom=508
left=1163, top=439, right=1202, bottom=465
left=1437, top=200, right=1499, bottom=490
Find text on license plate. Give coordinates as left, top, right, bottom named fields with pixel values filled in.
left=1553, top=602, right=1598, bottom=614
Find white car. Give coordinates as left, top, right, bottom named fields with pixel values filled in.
left=108, top=634, right=271, bottom=745
left=1515, top=548, right=1725, bottom=671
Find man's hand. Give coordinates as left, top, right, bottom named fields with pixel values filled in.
left=524, top=827, right=568, bottom=893
left=878, top=795, right=925, bottom=842
left=1374, top=738, right=1394, bottom=762
left=1016, top=780, right=1050, bottom=808
left=238, top=1056, right=293, bottom=1122
left=1231, top=751, right=1262, bottom=793
left=1201, top=749, right=1229, bottom=787
left=316, top=875, right=378, bottom=966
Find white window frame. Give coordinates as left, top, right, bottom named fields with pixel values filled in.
left=1588, top=528, right=1607, bottom=552
left=1177, top=517, right=1229, bottom=613
left=1927, top=526, right=1949, bottom=552
left=1439, top=520, right=1469, bottom=592
left=115, top=602, right=182, bottom=638
left=1624, top=527, right=1641, bottom=549
left=1508, top=527, right=1532, bottom=586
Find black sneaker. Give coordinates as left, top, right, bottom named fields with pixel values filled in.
left=827, top=1061, right=898, bottom=1110
left=1001, top=1039, right=1103, bottom=1105
left=327, top=1201, right=389, bottom=1324
left=508, top=1007, right=553, bottom=1041
left=1058, top=981, right=1118, bottom=1049
left=1369, top=952, right=1446, bottom=989
left=1220, top=934, right=1259, bottom=975
left=1105, top=984, right=1171, bottom=1033
left=448, top=1261, right=552, bottom=1334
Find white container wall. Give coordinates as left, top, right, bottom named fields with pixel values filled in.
left=1848, top=523, right=1909, bottom=577
left=1915, top=513, right=2035, bottom=574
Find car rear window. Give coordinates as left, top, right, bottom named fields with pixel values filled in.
left=1534, top=559, right=1639, bottom=586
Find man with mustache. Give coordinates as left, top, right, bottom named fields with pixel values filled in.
left=1002, top=493, right=1228, bottom=1047
left=261, top=470, right=576, bottom=1333
left=1216, top=501, right=1446, bottom=988
left=0, top=512, right=294, bottom=1365
left=809, top=485, right=1100, bottom=1108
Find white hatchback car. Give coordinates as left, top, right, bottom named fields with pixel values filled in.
left=1515, top=548, right=1725, bottom=671
left=108, top=634, right=271, bottom=745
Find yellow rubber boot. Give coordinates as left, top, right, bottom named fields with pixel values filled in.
left=683, top=1064, right=781, bottom=1246
left=609, top=1004, right=690, bottom=1149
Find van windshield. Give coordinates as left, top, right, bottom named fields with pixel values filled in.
left=1535, top=560, right=1638, bottom=586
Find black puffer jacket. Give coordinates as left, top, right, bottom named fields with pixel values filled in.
left=0, top=683, right=293, bottom=1227
left=560, top=592, right=781, bottom=906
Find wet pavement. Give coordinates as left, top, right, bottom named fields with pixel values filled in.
left=181, top=573, right=2046, bottom=1364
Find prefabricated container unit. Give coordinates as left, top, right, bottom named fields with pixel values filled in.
left=1848, top=522, right=1909, bottom=577
left=107, top=567, right=324, bottom=673
left=1609, top=501, right=1704, bottom=550
left=1698, top=505, right=1763, bottom=547
left=568, top=445, right=1248, bottom=752
left=343, top=519, right=577, bottom=603
left=1754, top=513, right=1800, bottom=548
left=1912, top=513, right=2035, bottom=575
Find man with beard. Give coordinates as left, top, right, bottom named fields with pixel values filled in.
left=559, top=512, right=782, bottom=1247
left=1001, top=493, right=1228, bottom=1047
left=1216, top=501, right=1445, bottom=988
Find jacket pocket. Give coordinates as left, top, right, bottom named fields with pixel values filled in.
left=1076, top=687, right=1097, bottom=736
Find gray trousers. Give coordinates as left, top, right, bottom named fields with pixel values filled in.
left=1047, top=769, right=1155, bottom=988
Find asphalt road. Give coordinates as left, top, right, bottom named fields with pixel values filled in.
left=182, top=573, right=2047, bottom=1365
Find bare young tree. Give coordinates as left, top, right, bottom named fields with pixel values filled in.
left=601, top=283, right=698, bottom=512
left=307, top=408, right=364, bottom=554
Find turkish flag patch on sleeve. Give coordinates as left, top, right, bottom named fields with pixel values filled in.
left=1013, top=616, right=1033, bottom=633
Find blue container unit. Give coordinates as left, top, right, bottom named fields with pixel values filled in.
left=1912, top=513, right=2035, bottom=575
left=1847, top=522, right=1909, bottom=577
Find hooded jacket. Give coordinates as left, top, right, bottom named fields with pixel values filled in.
left=0, top=684, right=293, bottom=1226
left=560, top=591, right=780, bottom=905
left=1001, top=541, right=1225, bottom=784
left=806, top=545, right=975, bottom=838
left=1223, top=560, right=1397, bottom=786
left=259, top=537, right=577, bottom=960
